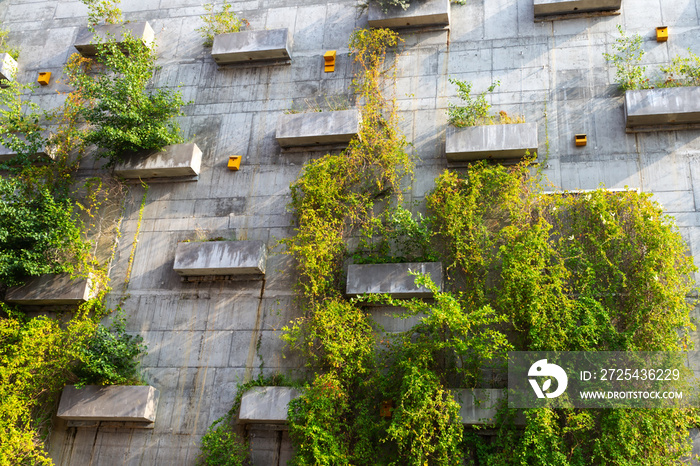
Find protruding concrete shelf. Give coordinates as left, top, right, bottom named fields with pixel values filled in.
left=454, top=389, right=526, bottom=425
left=445, top=123, right=539, bottom=162
left=0, top=53, right=17, bottom=81
left=114, top=143, right=202, bottom=180
left=211, top=29, right=291, bottom=65
left=74, top=22, right=155, bottom=56
left=368, top=0, right=450, bottom=29
left=346, top=262, right=442, bottom=299
left=57, top=385, right=159, bottom=426
left=173, top=240, right=267, bottom=278
left=276, top=109, right=360, bottom=148
left=5, top=273, right=96, bottom=306
left=239, top=387, right=301, bottom=424
left=0, top=144, right=54, bottom=163
left=534, top=0, right=622, bottom=18
left=624, top=87, right=700, bottom=131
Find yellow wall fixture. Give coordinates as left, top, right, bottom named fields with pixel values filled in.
left=37, top=72, right=51, bottom=86
left=227, top=155, right=242, bottom=171
left=656, top=26, right=668, bottom=42
left=380, top=400, right=393, bottom=418
left=575, top=134, right=587, bottom=147
left=324, top=50, right=336, bottom=73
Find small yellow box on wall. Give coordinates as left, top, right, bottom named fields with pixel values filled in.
left=228, top=155, right=242, bottom=171
left=37, top=72, right=51, bottom=86
left=656, top=26, right=668, bottom=42
left=575, top=134, right=587, bottom=147
left=324, top=50, right=336, bottom=73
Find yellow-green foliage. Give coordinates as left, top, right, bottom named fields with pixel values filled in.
left=197, top=2, right=249, bottom=47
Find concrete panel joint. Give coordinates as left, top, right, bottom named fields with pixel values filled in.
left=114, top=143, right=202, bottom=180
left=624, top=87, right=700, bottom=131
left=173, top=240, right=267, bottom=278
left=0, top=53, right=17, bottom=81
left=346, top=262, right=443, bottom=299
left=74, top=22, right=155, bottom=56
left=276, top=109, right=361, bottom=148
left=445, top=123, right=539, bottom=162
left=57, top=385, right=159, bottom=426
left=239, top=387, right=302, bottom=424
left=211, top=29, right=291, bottom=65
left=5, top=273, right=96, bottom=306
left=533, top=0, right=622, bottom=17
left=368, top=0, right=450, bottom=29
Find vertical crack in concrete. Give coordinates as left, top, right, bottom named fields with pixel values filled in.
left=244, top=279, right=266, bottom=382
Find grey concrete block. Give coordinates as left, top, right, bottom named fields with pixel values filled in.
left=239, top=387, right=301, bottom=423
left=57, top=385, right=159, bottom=423
left=74, top=22, right=155, bottom=56
left=5, top=273, right=96, bottom=306
left=368, top=0, right=450, bottom=29
left=445, top=123, right=539, bottom=162
left=211, top=29, right=291, bottom=65
left=0, top=143, right=54, bottom=162
left=114, top=143, right=202, bottom=179
left=346, top=262, right=443, bottom=299
left=624, top=87, right=700, bottom=128
left=173, top=240, right=267, bottom=277
left=275, top=109, right=360, bottom=148
left=0, top=53, right=17, bottom=81
left=533, top=0, right=621, bottom=17
left=454, top=389, right=503, bottom=425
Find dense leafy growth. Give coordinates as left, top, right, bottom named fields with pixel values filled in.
left=197, top=1, right=249, bottom=47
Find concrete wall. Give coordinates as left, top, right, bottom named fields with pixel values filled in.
left=1, top=0, right=699, bottom=464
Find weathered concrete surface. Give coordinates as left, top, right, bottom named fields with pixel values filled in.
left=275, top=109, right=360, bottom=147
left=114, top=143, right=202, bottom=179
left=346, top=262, right=442, bottom=299
left=5, top=273, right=95, bottom=306
left=368, top=0, right=450, bottom=28
left=0, top=143, right=53, bottom=162
left=445, top=123, right=539, bottom=161
left=0, top=52, right=17, bottom=81
left=211, top=29, right=291, bottom=65
left=533, top=0, right=622, bottom=16
left=239, top=387, right=302, bottom=423
left=455, top=389, right=526, bottom=426
left=625, top=87, right=700, bottom=128
left=173, top=240, right=267, bottom=277
left=74, top=22, right=155, bottom=56
left=57, top=385, right=159, bottom=423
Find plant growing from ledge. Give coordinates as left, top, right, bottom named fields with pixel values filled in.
left=80, top=0, right=123, bottom=26
left=660, top=48, right=700, bottom=87
left=603, top=25, right=648, bottom=91
left=197, top=1, right=249, bottom=47
left=0, top=28, right=19, bottom=61
left=447, top=78, right=524, bottom=127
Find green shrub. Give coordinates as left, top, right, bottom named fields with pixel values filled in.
left=80, top=0, right=122, bottom=26
left=197, top=2, right=249, bottom=47
left=660, top=48, right=700, bottom=87
left=0, top=28, right=20, bottom=61
left=603, top=25, right=648, bottom=91
left=198, top=414, right=249, bottom=466
left=447, top=78, right=523, bottom=127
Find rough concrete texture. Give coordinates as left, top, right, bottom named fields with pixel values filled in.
left=625, top=87, right=700, bottom=127
left=0, top=52, right=17, bottom=81
left=368, top=0, right=450, bottom=29
left=534, top=0, right=622, bottom=16
left=173, top=240, right=267, bottom=276
left=0, top=0, right=697, bottom=464
left=239, top=387, right=302, bottom=423
left=211, top=29, right=292, bottom=65
left=74, top=21, right=155, bottom=56
left=346, top=262, right=442, bottom=298
left=275, top=109, right=360, bottom=147
left=57, top=385, right=159, bottom=423
left=5, top=273, right=95, bottom=306
left=114, top=143, right=202, bottom=179
left=445, top=122, right=539, bottom=161
left=0, top=143, right=54, bottom=162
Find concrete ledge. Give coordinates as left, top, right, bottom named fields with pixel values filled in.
left=212, top=29, right=291, bottom=65
left=74, top=22, right=155, bottom=56
left=5, top=273, right=96, bottom=306
left=445, top=123, right=539, bottom=162
left=239, top=387, right=301, bottom=424
left=173, top=240, right=267, bottom=277
left=624, top=87, right=700, bottom=128
left=0, top=53, right=17, bottom=81
left=534, top=0, right=621, bottom=17
left=346, top=262, right=442, bottom=299
left=368, top=0, right=450, bottom=28
left=114, top=143, right=202, bottom=179
left=276, top=109, right=360, bottom=148
left=57, top=385, right=159, bottom=424
left=0, top=144, right=54, bottom=163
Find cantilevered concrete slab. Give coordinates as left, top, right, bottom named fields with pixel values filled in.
left=276, top=109, right=360, bottom=148
left=0, top=53, right=17, bottom=81
left=239, top=387, right=301, bottom=424
left=114, top=143, right=202, bottom=179
left=625, top=87, right=700, bottom=128
left=211, top=29, right=291, bottom=65
left=74, top=22, right=155, bottom=56
left=173, top=240, right=267, bottom=277
left=534, top=0, right=621, bottom=17
left=57, top=385, right=159, bottom=424
left=368, top=0, right=450, bottom=28
left=5, top=273, right=95, bottom=306
left=346, top=262, right=442, bottom=299
left=446, top=123, right=539, bottom=162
